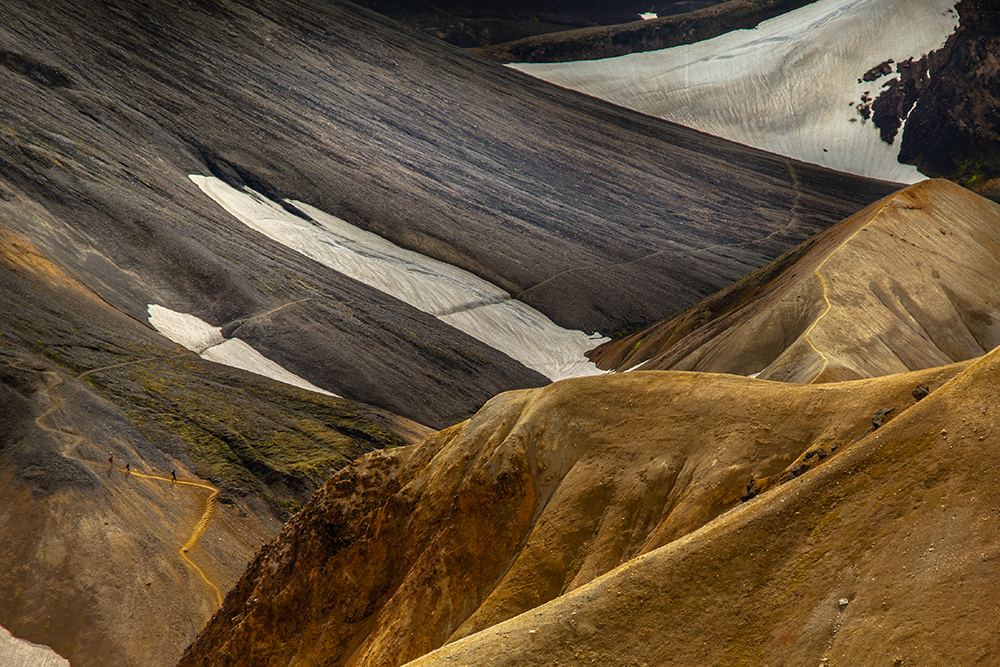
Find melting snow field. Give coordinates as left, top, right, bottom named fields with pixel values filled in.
left=0, top=624, right=68, bottom=667
left=148, top=304, right=338, bottom=396
left=189, top=175, right=608, bottom=381
left=510, top=0, right=959, bottom=183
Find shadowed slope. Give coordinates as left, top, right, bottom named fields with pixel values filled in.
left=0, top=225, right=410, bottom=667
left=473, top=0, right=820, bottom=62
left=407, top=345, right=1000, bottom=667
left=0, top=0, right=897, bottom=421
left=178, top=360, right=967, bottom=667
left=592, top=179, right=1000, bottom=382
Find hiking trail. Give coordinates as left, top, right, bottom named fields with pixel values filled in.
left=5, top=356, right=224, bottom=607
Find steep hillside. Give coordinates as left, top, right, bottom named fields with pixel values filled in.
left=893, top=0, right=1000, bottom=191
left=407, top=345, right=1000, bottom=667
left=0, top=0, right=899, bottom=427
left=591, top=179, right=1000, bottom=382
left=0, top=225, right=410, bottom=667
left=178, top=360, right=967, bottom=667
left=355, top=0, right=730, bottom=48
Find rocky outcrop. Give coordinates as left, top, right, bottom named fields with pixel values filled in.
left=873, top=0, right=1000, bottom=190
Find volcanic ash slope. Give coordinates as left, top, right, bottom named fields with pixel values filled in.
left=509, top=0, right=959, bottom=182
left=178, top=360, right=968, bottom=667
left=0, top=226, right=405, bottom=667
left=593, top=179, right=1000, bottom=382
left=409, top=345, right=1000, bottom=667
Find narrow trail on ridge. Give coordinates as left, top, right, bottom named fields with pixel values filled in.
left=802, top=199, right=894, bottom=383
left=5, top=356, right=224, bottom=608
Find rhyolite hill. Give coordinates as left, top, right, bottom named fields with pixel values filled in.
left=590, top=179, right=1000, bottom=380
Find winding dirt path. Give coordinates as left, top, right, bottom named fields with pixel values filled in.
left=5, top=356, right=224, bottom=607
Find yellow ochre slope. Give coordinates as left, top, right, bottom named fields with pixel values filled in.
left=595, top=179, right=1000, bottom=383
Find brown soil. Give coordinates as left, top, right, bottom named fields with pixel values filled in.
left=407, top=345, right=1000, bottom=666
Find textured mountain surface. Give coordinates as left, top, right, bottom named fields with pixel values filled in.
left=591, top=179, right=1000, bottom=381
left=177, top=359, right=968, bottom=667
left=407, top=346, right=1000, bottom=667
left=355, top=0, right=729, bottom=48
left=0, top=224, right=407, bottom=667
left=0, top=0, right=900, bottom=424
left=892, top=0, right=1000, bottom=191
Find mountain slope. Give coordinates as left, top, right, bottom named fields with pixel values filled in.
left=0, top=224, right=414, bottom=667
left=177, top=359, right=966, bottom=667
left=591, top=179, right=1000, bottom=382
left=407, top=344, right=1000, bottom=667
left=0, top=0, right=899, bottom=425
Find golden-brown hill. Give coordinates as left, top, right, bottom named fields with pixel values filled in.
left=178, top=357, right=970, bottom=667
left=408, top=345, right=1000, bottom=667
left=591, top=179, right=1000, bottom=383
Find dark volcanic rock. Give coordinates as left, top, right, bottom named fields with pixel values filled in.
left=892, top=0, right=1000, bottom=190
left=356, top=0, right=728, bottom=48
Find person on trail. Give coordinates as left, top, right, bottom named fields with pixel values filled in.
left=171, top=470, right=177, bottom=482
left=109, top=454, right=114, bottom=466
left=125, top=462, right=130, bottom=474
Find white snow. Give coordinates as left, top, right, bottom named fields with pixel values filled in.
left=509, top=0, right=958, bottom=183
left=0, top=625, right=69, bottom=667
left=189, top=175, right=608, bottom=381
left=639, top=12, right=658, bottom=20
left=147, top=303, right=338, bottom=396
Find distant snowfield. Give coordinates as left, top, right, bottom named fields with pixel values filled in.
left=510, top=0, right=959, bottom=183
left=147, top=304, right=338, bottom=396
left=189, top=175, right=608, bottom=381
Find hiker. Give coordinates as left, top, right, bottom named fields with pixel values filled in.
left=171, top=470, right=177, bottom=482
left=125, top=462, right=130, bottom=474
left=109, top=454, right=114, bottom=466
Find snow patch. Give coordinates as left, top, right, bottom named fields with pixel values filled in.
left=509, top=0, right=958, bottom=183
left=148, top=303, right=338, bottom=396
left=0, top=624, right=69, bottom=667
left=189, top=175, right=608, bottom=381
